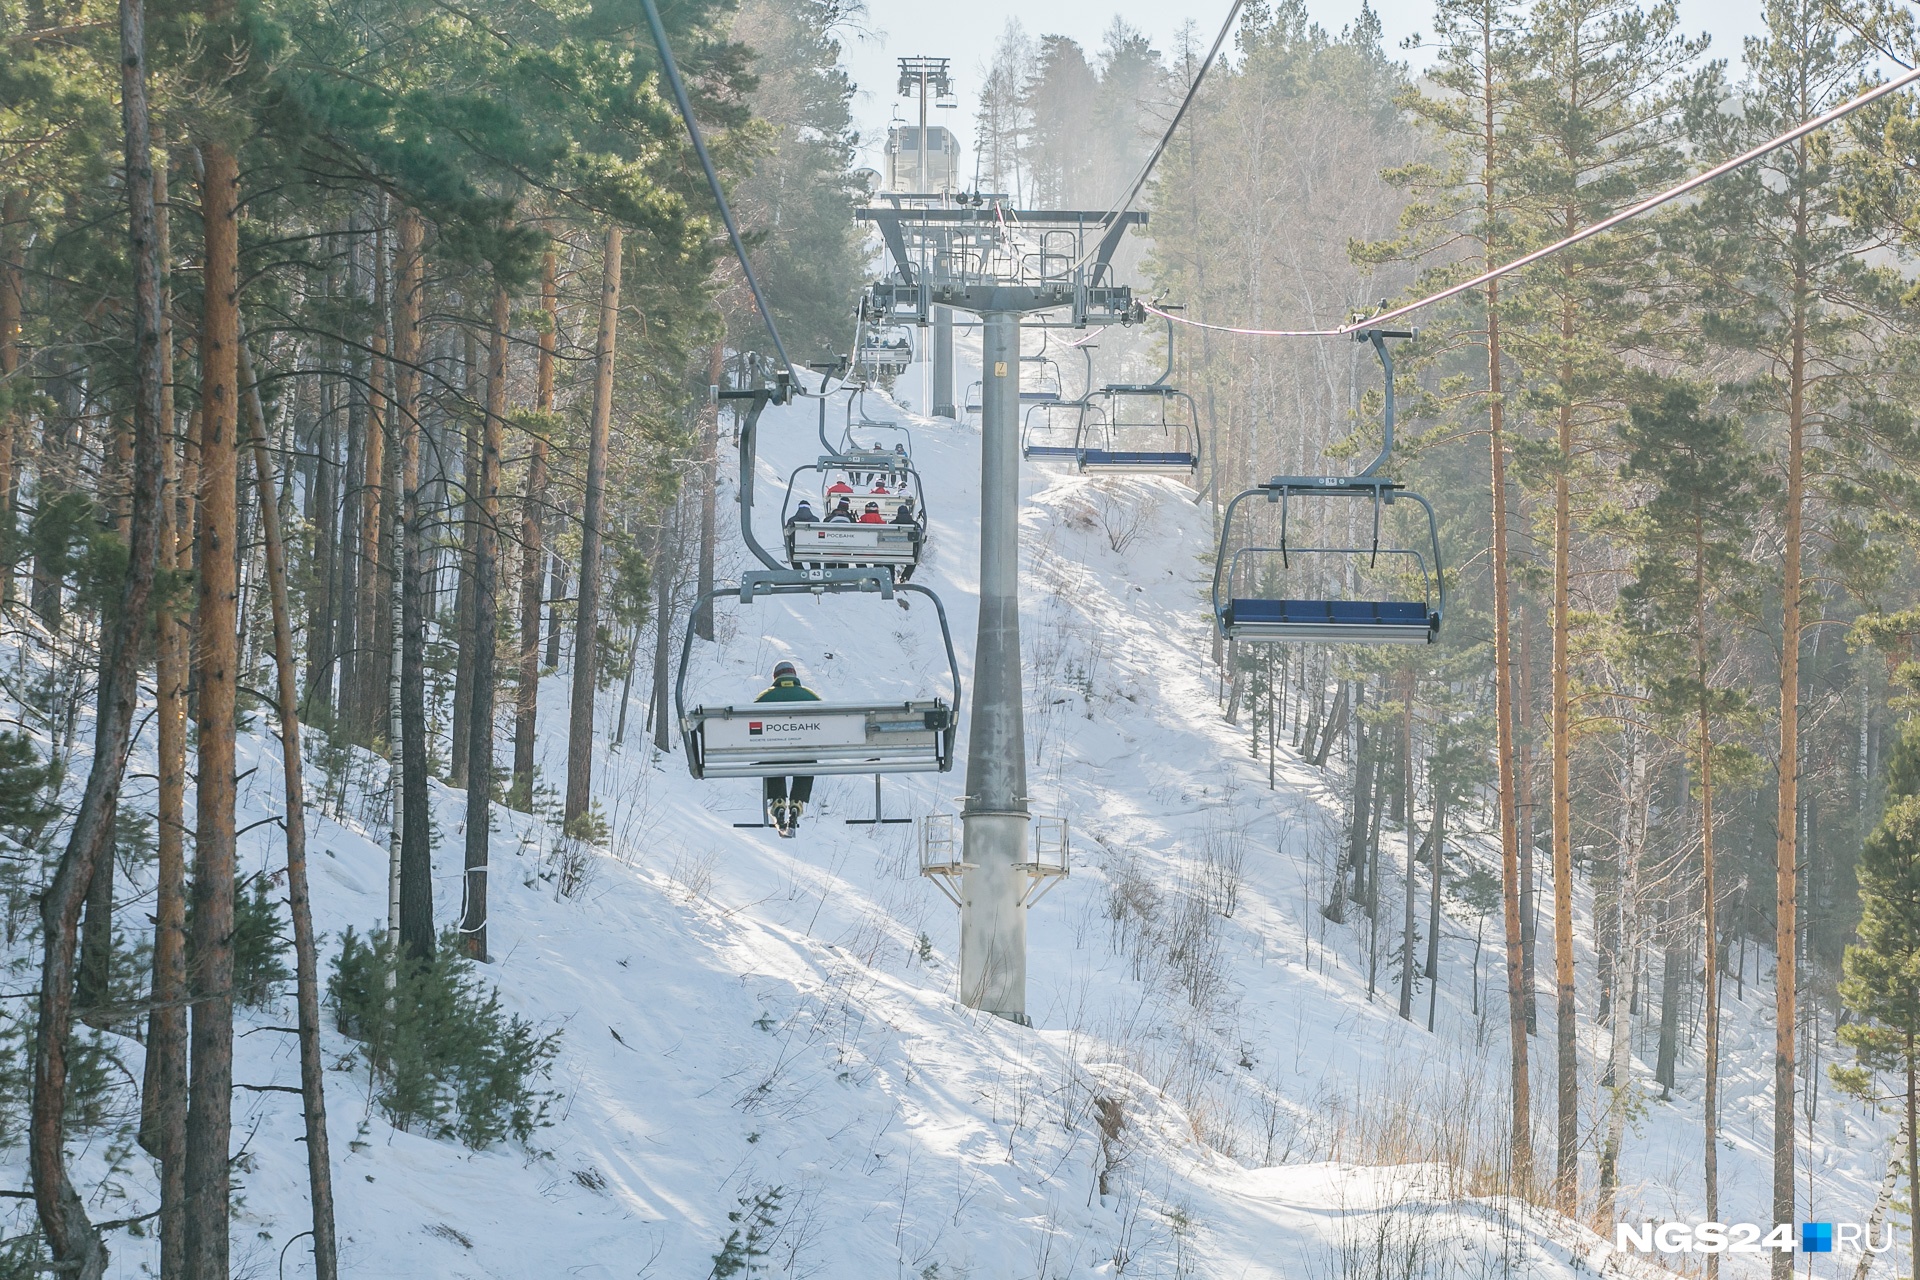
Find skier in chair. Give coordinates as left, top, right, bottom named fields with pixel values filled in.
left=757, top=660, right=820, bottom=836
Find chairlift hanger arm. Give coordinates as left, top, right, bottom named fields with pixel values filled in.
left=732, top=390, right=785, bottom=572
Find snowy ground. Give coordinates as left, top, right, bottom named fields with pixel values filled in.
left=1, top=330, right=1900, bottom=1278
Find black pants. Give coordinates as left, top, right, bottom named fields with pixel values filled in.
left=764, top=776, right=814, bottom=809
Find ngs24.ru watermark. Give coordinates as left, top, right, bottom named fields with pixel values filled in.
left=1617, top=1222, right=1896, bottom=1255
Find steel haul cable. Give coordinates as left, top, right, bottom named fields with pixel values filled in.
left=640, top=0, right=808, bottom=390
left=1072, top=0, right=1248, bottom=273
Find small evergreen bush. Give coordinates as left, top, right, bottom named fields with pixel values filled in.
left=709, top=1187, right=783, bottom=1278
left=329, top=928, right=560, bottom=1148
left=232, top=876, right=292, bottom=1008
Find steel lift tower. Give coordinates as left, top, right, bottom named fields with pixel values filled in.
left=894, top=57, right=961, bottom=418
left=860, top=201, right=1143, bottom=1021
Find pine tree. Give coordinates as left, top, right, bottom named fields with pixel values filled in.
left=1616, top=385, right=1767, bottom=1240
left=1498, top=0, right=1705, bottom=1210
left=1682, top=6, right=1892, bottom=1257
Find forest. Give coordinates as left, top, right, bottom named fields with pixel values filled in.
left=4, top=0, right=1920, bottom=1270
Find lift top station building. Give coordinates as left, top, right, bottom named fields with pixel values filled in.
left=884, top=125, right=962, bottom=195
left=858, top=179, right=1145, bottom=1023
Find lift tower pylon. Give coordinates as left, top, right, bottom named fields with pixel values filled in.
left=860, top=201, right=1142, bottom=1023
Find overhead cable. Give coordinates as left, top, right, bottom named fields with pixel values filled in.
left=640, top=0, right=803, bottom=389
left=1074, top=0, right=1247, bottom=272
left=1147, top=61, right=1920, bottom=339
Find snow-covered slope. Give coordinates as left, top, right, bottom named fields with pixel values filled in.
left=11, top=332, right=1897, bottom=1278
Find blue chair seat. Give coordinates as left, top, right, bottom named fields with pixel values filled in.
left=1081, top=450, right=1197, bottom=470
left=1024, top=445, right=1082, bottom=460
left=1231, top=598, right=1429, bottom=625
left=1019, top=391, right=1061, bottom=403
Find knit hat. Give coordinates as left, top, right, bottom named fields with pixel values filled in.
left=773, top=661, right=797, bottom=680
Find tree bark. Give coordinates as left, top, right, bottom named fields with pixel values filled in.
left=0, top=186, right=22, bottom=603
left=241, top=340, right=339, bottom=1280
left=184, top=136, right=241, bottom=1280
left=31, top=11, right=165, bottom=1270
left=139, top=149, right=189, bottom=1280
left=565, top=225, right=620, bottom=830
left=355, top=217, right=388, bottom=743
left=459, top=284, right=508, bottom=960
left=1551, top=317, right=1578, bottom=1216
left=1773, top=205, right=1808, bottom=1280
left=1699, top=524, right=1722, bottom=1276
left=545, top=555, right=565, bottom=667
left=1399, top=672, right=1417, bottom=1022
left=1325, top=683, right=1369, bottom=925
left=392, top=209, right=432, bottom=961
left=513, top=252, right=556, bottom=804
left=448, top=331, right=481, bottom=786
left=1655, top=901, right=1683, bottom=1093
left=1480, top=21, right=1532, bottom=1189
left=649, top=508, right=681, bottom=753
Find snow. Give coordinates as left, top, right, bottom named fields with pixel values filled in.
left=1, top=330, right=1900, bottom=1278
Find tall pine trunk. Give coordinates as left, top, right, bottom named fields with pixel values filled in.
left=1550, top=329, right=1578, bottom=1215
left=1488, top=267, right=1533, bottom=1197
left=513, top=252, right=556, bottom=803
left=140, top=150, right=189, bottom=1280
left=1773, top=189, right=1809, bottom=1280
left=1699, top=518, right=1722, bottom=1273
left=565, top=226, right=620, bottom=829
left=241, top=342, right=339, bottom=1280
left=459, top=284, right=507, bottom=959
left=32, top=13, right=164, bottom=1270
left=393, top=209, right=433, bottom=960
left=354, top=217, right=388, bottom=743
left=448, top=332, right=481, bottom=786
left=0, top=187, right=21, bottom=603
left=184, top=136, right=241, bottom=1280
left=1399, top=673, right=1417, bottom=1021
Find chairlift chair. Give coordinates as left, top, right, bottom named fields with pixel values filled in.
left=1021, top=400, right=1088, bottom=464
left=676, top=568, right=962, bottom=780
left=1074, top=384, right=1201, bottom=474
left=856, top=324, right=914, bottom=379
left=782, top=452, right=927, bottom=574
left=839, top=390, right=914, bottom=458
left=962, top=378, right=983, bottom=415
left=1019, top=353, right=1064, bottom=404
left=1210, top=329, right=1443, bottom=646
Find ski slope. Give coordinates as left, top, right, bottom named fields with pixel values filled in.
left=4, top=334, right=1898, bottom=1278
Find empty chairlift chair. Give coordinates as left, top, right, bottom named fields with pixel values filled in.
left=1019, top=353, right=1063, bottom=405
left=1076, top=384, right=1200, bottom=474
left=1021, top=400, right=1089, bottom=464
left=1212, top=475, right=1443, bottom=644
left=1210, top=328, right=1442, bottom=646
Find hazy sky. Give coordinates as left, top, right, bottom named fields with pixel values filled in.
left=840, top=0, right=1774, bottom=181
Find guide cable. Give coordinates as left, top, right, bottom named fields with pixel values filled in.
left=1145, top=61, right=1920, bottom=338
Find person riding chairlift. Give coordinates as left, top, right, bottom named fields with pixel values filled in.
left=824, top=497, right=856, bottom=523
left=891, top=497, right=921, bottom=582
left=756, top=661, right=818, bottom=837
left=859, top=501, right=885, bottom=525
left=826, top=478, right=855, bottom=501
left=787, top=498, right=818, bottom=527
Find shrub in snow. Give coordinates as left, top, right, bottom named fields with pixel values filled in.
left=329, top=928, right=560, bottom=1148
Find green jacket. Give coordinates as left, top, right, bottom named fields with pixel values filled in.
left=756, top=675, right=821, bottom=703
